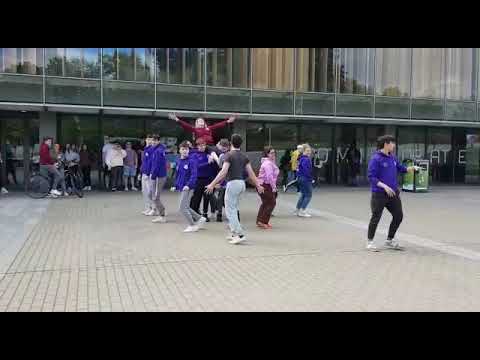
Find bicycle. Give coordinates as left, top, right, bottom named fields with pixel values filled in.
left=26, top=160, right=84, bottom=199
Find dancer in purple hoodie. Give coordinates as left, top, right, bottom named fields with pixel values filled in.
left=150, top=134, right=168, bottom=224
left=175, top=141, right=207, bottom=233
left=256, top=146, right=280, bottom=229
left=295, top=144, right=314, bottom=218
left=140, top=134, right=154, bottom=215
left=366, top=135, right=419, bottom=252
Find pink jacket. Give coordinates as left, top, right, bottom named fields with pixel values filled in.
left=258, top=157, right=280, bottom=192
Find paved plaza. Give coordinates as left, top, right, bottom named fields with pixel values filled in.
left=1, top=186, right=480, bottom=312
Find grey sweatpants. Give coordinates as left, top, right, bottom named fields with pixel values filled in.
left=179, top=189, right=202, bottom=226
left=141, top=174, right=152, bottom=211
left=151, top=177, right=167, bottom=216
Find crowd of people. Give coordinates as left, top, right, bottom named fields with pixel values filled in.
left=5, top=112, right=420, bottom=251
left=134, top=113, right=319, bottom=244
left=38, top=138, right=96, bottom=197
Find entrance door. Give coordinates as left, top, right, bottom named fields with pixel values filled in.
left=0, top=114, right=39, bottom=190
left=454, top=128, right=480, bottom=184
left=334, top=125, right=365, bottom=185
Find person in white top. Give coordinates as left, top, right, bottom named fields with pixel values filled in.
left=102, top=136, right=114, bottom=190
left=105, top=142, right=126, bottom=192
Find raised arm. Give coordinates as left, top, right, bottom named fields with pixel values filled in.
left=169, top=113, right=195, bottom=132
left=208, top=115, right=236, bottom=130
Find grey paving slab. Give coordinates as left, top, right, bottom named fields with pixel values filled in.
left=0, top=188, right=480, bottom=311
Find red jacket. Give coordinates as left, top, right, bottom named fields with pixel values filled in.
left=177, top=118, right=229, bottom=145
left=39, top=143, right=54, bottom=165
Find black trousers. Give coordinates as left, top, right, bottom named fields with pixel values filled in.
left=368, top=191, right=404, bottom=240
left=111, top=166, right=123, bottom=190
left=190, top=178, right=212, bottom=215
left=81, top=165, right=91, bottom=187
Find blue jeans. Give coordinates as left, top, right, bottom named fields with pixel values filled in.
left=225, top=180, right=246, bottom=236
left=296, top=177, right=312, bottom=210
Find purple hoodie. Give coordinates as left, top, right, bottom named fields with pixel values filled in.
left=258, top=157, right=280, bottom=192
left=297, top=155, right=313, bottom=181
left=368, top=150, right=407, bottom=193
left=190, top=148, right=216, bottom=180
left=141, top=145, right=154, bottom=176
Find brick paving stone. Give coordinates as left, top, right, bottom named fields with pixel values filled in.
left=1, top=189, right=480, bottom=311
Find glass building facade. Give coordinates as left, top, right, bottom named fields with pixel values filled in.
left=1, top=48, right=480, bottom=188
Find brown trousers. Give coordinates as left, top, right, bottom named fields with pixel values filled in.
left=257, top=184, right=277, bottom=224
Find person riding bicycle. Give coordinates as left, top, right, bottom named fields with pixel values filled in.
left=39, top=138, right=67, bottom=197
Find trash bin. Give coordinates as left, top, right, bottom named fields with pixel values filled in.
left=402, top=159, right=429, bottom=193
left=413, top=160, right=429, bottom=192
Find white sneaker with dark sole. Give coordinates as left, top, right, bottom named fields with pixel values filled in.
left=196, top=217, right=207, bottom=230
left=385, top=239, right=404, bottom=251
left=229, top=235, right=246, bottom=245
left=183, top=225, right=199, bottom=233
left=366, top=241, right=380, bottom=252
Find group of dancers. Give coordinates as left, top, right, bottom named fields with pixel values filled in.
left=139, top=114, right=420, bottom=251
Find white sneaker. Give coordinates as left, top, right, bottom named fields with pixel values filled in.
left=183, top=225, right=199, bottom=233
left=292, top=209, right=299, bottom=216
left=226, top=234, right=235, bottom=241
left=63, top=192, right=69, bottom=197
left=229, top=234, right=246, bottom=245
left=88, top=186, right=92, bottom=191
left=132, top=187, right=138, bottom=191
left=152, top=216, right=167, bottom=224
left=141, top=208, right=152, bottom=215
left=82, top=186, right=88, bottom=191
left=385, top=239, right=404, bottom=250
left=145, top=209, right=158, bottom=216
left=124, top=187, right=129, bottom=192
left=50, top=189, right=62, bottom=196
left=366, top=240, right=380, bottom=252
left=298, top=210, right=312, bottom=218
left=196, top=217, right=207, bottom=229
left=1, top=187, right=8, bottom=194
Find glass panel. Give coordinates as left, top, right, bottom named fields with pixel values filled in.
left=446, top=101, right=476, bottom=121
left=0, top=117, right=39, bottom=188
left=375, top=48, right=411, bottom=97
left=156, top=48, right=204, bottom=85
left=446, top=48, right=477, bottom=101
left=206, top=48, right=250, bottom=88
left=426, top=127, right=453, bottom=183
left=0, top=74, right=43, bottom=103
left=411, top=99, right=444, bottom=120
left=295, top=93, right=334, bottom=115
left=338, top=48, right=374, bottom=95
left=1, top=48, right=43, bottom=75
left=366, top=125, right=387, bottom=165
left=336, top=95, right=373, bottom=117
left=375, top=97, right=410, bottom=119
left=465, top=130, right=480, bottom=184
left=102, top=48, right=154, bottom=82
left=102, top=116, right=145, bottom=141
left=397, top=126, right=426, bottom=164
left=412, top=48, right=445, bottom=98
left=252, top=48, right=294, bottom=90
left=335, top=125, right=365, bottom=185
left=299, top=124, right=334, bottom=184
left=252, top=90, right=293, bottom=114
left=246, top=122, right=266, bottom=152
left=46, top=78, right=101, bottom=105
left=59, top=114, right=101, bottom=188
left=46, top=48, right=101, bottom=78
left=156, top=84, right=204, bottom=111
left=296, top=48, right=335, bottom=93
left=103, top=81, right=154, bottom=108
left=206, top=87, right=250, bottom=113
